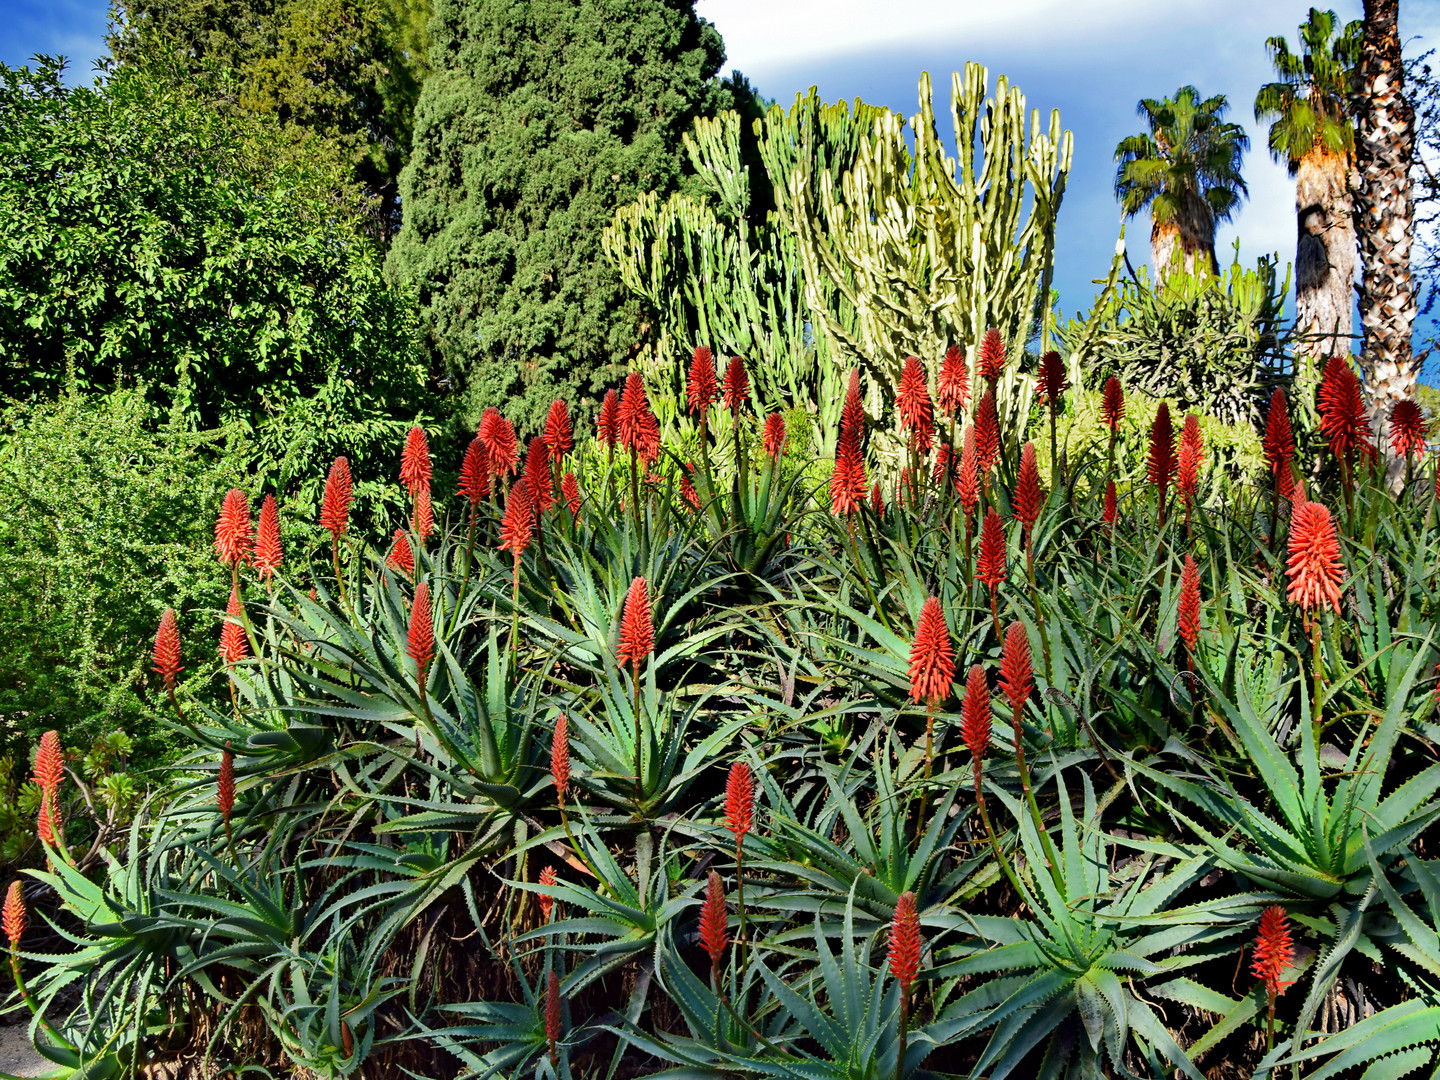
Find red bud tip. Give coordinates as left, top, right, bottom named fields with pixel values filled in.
left=2, top=881, right=25, bottom=947
left=407, top=582, right=435, bottom=677
left=320, top=457, right=353, bottom=538
left=617, top=576, right=655, bottom=673
left=218, top=749, right=235, bottom=822
left=219, top=585, right=248, bottom=664
left=908, top=598, right=954, bottom=707
left=400, top=425, right=432, bottom=497
left=544, top=399, right=574, bottom=460
left=551, top=714, right=570, bottom=803
left=724, top=760, right=754, bottom=842
left=887, top=891, right=922, bottom=993
left=687, top=346, right=718, bottom=416
left=699, top=870, right=728, bottom=974
left=152, top=609, right=183, bottom=690
left=722, top=356, right=750, bottom=412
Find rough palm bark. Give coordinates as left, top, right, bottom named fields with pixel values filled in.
left=1294, top=151, right=1356, bottom=365
left=1355, top=0, right=1417, bottom=446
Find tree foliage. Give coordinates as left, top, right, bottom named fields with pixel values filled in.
left=387, top=0, right=733, bottom=436
left=0, top=57, right=432, bottom=460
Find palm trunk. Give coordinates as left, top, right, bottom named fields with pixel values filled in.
left=1356, top=0, right=1417, bottom=487
left=1293, top=148, right=1357, bottom=399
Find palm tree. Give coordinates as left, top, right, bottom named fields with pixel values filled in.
left=1115, top=87, right=1249, bottom=279
left=1255, top=8, right=1362, bottom=382
left=1354, top=0, right=1417, bottom=438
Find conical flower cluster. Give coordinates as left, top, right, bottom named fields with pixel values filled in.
left=699, top=871, right=728, bottom=978
left=544, top=399, right=574, bottom=460
left=498, top=479, right=535, bottom=563
left=887, top=891, right=921, bottom=994
left=978, top=328, right=1005, bottom=384
left=999, top=622, right=1033, bottom=719
left=538, top=866, right=557, bottom=921
left=400, top=426, right=432, bottom=497
left=561, top=473, right=581, bottom=516
left=525, top=438, right=554, bottom=515
left=1147, top=403, right=1177, bottom=517
left=956, top=426, right=979, bottom=519
left=976, top=509, right=1006, bottom=588
left=1251, top=905, right=1295, bottom=996
left=763, top=412, right=787, bottom=459
left=387, top=530, right=414, bottom=575
left=723, top=356, right=749, bottom=412
left=725, top=760, right=753, bottom=842
left=480, top=408, right=519, bottom=478
left=1286, top=500, right=1344, bottom=614
left=830, top=371, right=868, bottom=516
left=551, top=713, right=570, bottom=802
left=960, top=664, right=991, bottom=761
left=219, top=585, right=248, bottom=664
left=1178, top=554, right=1201, bottom=653
left=153, top=609, right=183, bottom=690
left=1037, top=350, right=1067, bottom=410
left=617, top=576, right=654, bottom=674
left=407, top=582, right=434, bottom=678
left=974, top=390, right=1000, bottom=477
left=254, top=495, right=283, bottom=580
left=1317, top=356, right=1371, bottom=470
left=908, top=598, right=954, bottom=707
left=896, top=355, right=934, bottom=453
left=3, top=881, right=25, bottom=947
left=320, top=457, right=353, bottom=539
left=458, top=436, right=491, bottom=505
left=1391, top=399, right=1427, bottom=458
left=1102, top=377, right=1124, bottom=431
left=1263, top=390, right=1295, bottom=499
left=1012, top=442, right=1043, bottom=532
left=218, top=749, right=235, bottom=824
left=214, top=489, right=253, bottom=567
left=619, top=373, right=660, bottom=462
left=687, top=346, right=717, bottom=416
left=937, top=344, right=970, bottom=416
left=597, top=391, right=620, bottom=448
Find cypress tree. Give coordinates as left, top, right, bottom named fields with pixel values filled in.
left=387, top=0, right=728, bottom=433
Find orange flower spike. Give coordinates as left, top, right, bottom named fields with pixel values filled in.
left=887, top=891, right=922, bottom=995
left=498, top=479, right=535, bottom=561
left=956, top=426, right=979, bottom=518
left=479, top=408, right=519, bottom=478
left=458, top=436, right=491, bottom=504
left=551, top=713, right=570, bottom=804
left=386, top=530, right=415, bottom=576
left=36, top=797, right=55, bottom=847
left=544, top=399, right=574, bottom=460
left=960, top=664, right=992, bottom=763
left=896, top=355, right=935, bottom=453
left=597, top=391, right=620, bottom=449
left=400, top=425, right=432, bottom=497
left=724, top=760, right=753, bottom=843
left=3, top=881, right=25, bottom=948
left=679, top=466, right=701, bottom=511
left=253, top=495, right=283, bottom=580
left=974, top=390, right=1000, bottom=476
left=1252, top=905, right=1295, bottom=996
left=218, top=749, right=235, bottom=824
left=1263, top=389, right=1295, bottom=490
left=524, top=437, right=554, bottom=515
left=619, top=373, right=661, bottom=463
left=687, top=346, right=717, bottom=416
left=871, top=480, right=886, bottom=517
left=561, top=473, right=581, bottom=516
left=1286, top=500, right=1345, bottom=614
left=978, top=328, right=1005, bottom=384
left=998, top=621, right=1033, bottom=721
left=908, top=598, right=954, bottom=707
left=1178, top=554, right=1201, bottom=654
left=414, top=487, right=434, bottom=541
left=407, top=582, right=435, bottom=681
left=698, top=870, right=728, bottom=981
left=617, top=576, right=654, bottom=675
left=722, top=356, right=750, bottom=413
left=214, top=489, right=253, bottom=567
left=976, top=509, right=1007, bottom=589
left=763, top=412, right=786, bottom=459
left=33, top=732, right=63, bottom=796
left=1011, top=442, right=1043, bottom=532
left=937, top=343, right=970, bottom=416
left=829, top=426, right=867, bottom=517
left=219, top=585, right=248, bottom=664
left=319, top=457, right=353, bottom=539
left=1147, top=402, right=1177, bottom=518
left=152, top=609, right=183, bottom=691
left=841, top=368, right=865, bottom=435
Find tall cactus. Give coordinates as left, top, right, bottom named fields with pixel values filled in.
left=603, top=95, right=879, bottom=452
left=778, top=65, right=1072, bottom=456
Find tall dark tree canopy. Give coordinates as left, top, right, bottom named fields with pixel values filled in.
left=387, top=0, right=730, bottom=434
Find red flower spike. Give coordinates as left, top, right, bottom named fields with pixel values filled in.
left=1012, top=442, right=1043, bottom=530
left=498, top=480, right=535, bottom=561
left=617, top=576, right=654, bottom=673
left=763, top=412, right=787, bottom=459
left=871, top=480, right=886, bottom=516
left=414, top=487, right=434, bottom=541
left=699, top=870, right=728, bottom=975
left=937, top=344, right=971, bottom=416
left=1263, top=389, right=1295, bottom=487
left=999, top=622, right=1033, bottom=718
left=214, top=489, right=253, bottom=567
left=407, top=582, right=435, bottom=677
left=1037, top=350, right=1067, bottom=409
left=218, top=750, right=235, bottom=823
left=1178, top=555, right=1201, bottom=653
left=829, top=425, right=868, bottom=516
left=842, top=369, right=865, bottom=436
left=619, top=373, right=660, bottom=463
left=598, top=391, right=620, bottom=448
left=320, top=458, right=353, bottom=539
left=1147, top=402, right=1177, bottom=512
left=974, top=390, right=1000, bottom=476
left=680, top=465, right=701, bottom=511
left=897, top=355, right=935, bottom=453
left=979, top=328, right=1005, bottom=384
left=1286, top=500, right=1344, bottom=614
left=888, top=891, right=922, bottom=993
left=253, top=495, right=283, bottom=580
left=1391, top=399, right=1427, bottom=458
left=480, top=408, right=519, bottom=477
left=1102, top=377, right=1124, bottom=431
left=3, top=881, right=25, bottom=947
left=960, top=664, right=992, bottom=761
left=400, top=425, right=432, bottom=497
left=33, top=732, right=62, bottom=795
left=551, top=713, right=570, bottom=802
left=545, top=969, right=562, bottom=1063
left=544, top=399, right=574, bottom=460
left=538, top=866, right=557, bottom=920
left=1252, top=905, right=1295, bottom=996
left=1317, top=356, right=1371, bottom=468
left=956, top=426, right=980, bottom=517
left=1103, top=480, right=1117, bottom=526
left=153, top=609, right=183, bottom=691
left=387, top=530, right=415, bottom=576
left=524, top=437, right=555, bottom=515
left=1178, top=440, right=1200, bottom=508
left=931, top=444, right=952, bottom=485
left=219, top=585, right=248, bottom=664
left=976, top=509, right=1007, bottom=588
left=687, top=346, right=717, bottom=416
left=724, top=760, right=754, bottom=842
left=36, top=795, right=56, bottom=846
left=908, top=597, right=955, bottom=707
left=722, top=355, right=750, bottom=412
left=561, top=473, right=581, bottom=516
left=458, top=436, right=491, bottom=504
left=1181, top=413, right=1203, bottom=461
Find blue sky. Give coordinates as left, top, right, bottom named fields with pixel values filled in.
left=5, top=0, right=1440, bottom=360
